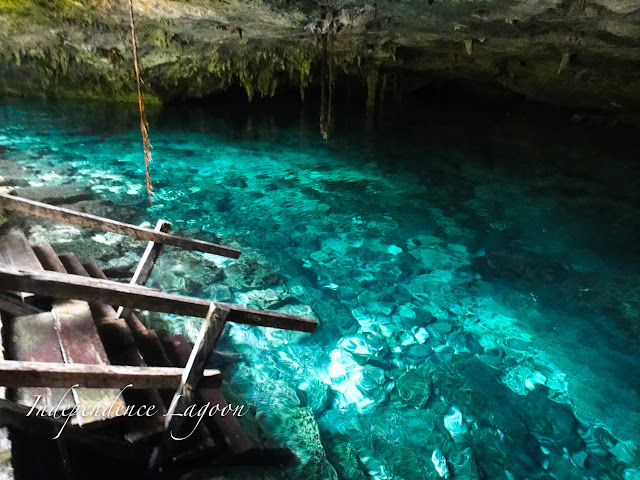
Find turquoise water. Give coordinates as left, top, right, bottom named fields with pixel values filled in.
left=1, top=97, right=639, bottom=479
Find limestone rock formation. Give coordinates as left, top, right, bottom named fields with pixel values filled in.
left=1, top=0, right=639, bottom=110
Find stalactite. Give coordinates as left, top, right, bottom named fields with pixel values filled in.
left=366, top=68, right=379, bottom=112
left=378, top=72, right=387, bottom=109
left=557, top=52, right=571, bottom=75
left=464, top=39, right=473, bottom=56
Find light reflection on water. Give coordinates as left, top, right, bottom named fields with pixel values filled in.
left=1, top=97, right=639, bottom=479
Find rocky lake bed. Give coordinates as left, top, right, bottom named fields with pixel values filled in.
left=1, top=98, right=640, bottom=480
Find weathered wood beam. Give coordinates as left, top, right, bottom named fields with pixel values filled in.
left=164, top=305, right=228, bottom=433
left=161, top=334, right=254, bottom=456
left=0, top=267, right=318, bottom=332
left=0, top=398, right=153, bottom=466
left=33, top=244, right=67, bottom=273
left=149, top=305, right=229, bottom=474
left=0, top=194, right=241, bottom=259
left=0, top=360, right=222, bottom=389
left=116, top=218, right=172, bottom=319
left=0, top=229, right=43, bottom=300
left=0, top=292, right=43, bottom=316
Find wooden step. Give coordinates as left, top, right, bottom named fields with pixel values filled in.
left=0, top=233, right=126, bottom=425
left=54, top=252, right=168, bottom=432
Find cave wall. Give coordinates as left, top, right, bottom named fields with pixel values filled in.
left=0, top=0, right=639, bottom=111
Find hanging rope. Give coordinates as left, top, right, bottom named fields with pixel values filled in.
left=319, top=30, right=334, bottom=140
left=127, top=0, right=153, bottom=205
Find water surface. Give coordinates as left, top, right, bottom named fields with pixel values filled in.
left=1, top=97, right=639, bottom=479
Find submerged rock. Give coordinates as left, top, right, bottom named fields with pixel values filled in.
left=432, top=448, right=450, bottom=479
left=395, top=369, right=431, bottom=408
left=444, top=407, right=466, bottom=441
left=16, top=185, right=93, bottom=205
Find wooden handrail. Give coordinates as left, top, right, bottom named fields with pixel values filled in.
left=0, top=194, right=241, bottom=259
left=116, top=218, right=171, bottom=319
left=0, top=267, right=318, bottom=333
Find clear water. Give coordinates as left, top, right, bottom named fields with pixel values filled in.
left=1, top=97, right=639, bottom=480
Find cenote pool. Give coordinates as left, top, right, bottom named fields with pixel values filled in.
left=1, top=97, right=639, bottom=480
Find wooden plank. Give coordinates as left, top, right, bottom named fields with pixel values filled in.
left=116, top=219, right=171, bottom=319
left=0, top=230, right=44, bottom=271
left=3, top=312, right=76, bottom=413
left=0, top=398, right=153, bottom=466
left=26, top=247, right=127, bottom=425
left=0, top=193, right=241, bottom=258
left=129, top=219, right=173, bottom=287
left=33, top=243, right=67, bottom=273
left=0, top=267, right=318, bottom=333
left=161, top=334, right=253, bottom=455
left=0, top=360, right=223, bottom=389
left=56, top=252, right=169, bottom=434
left=0, top=292, right=44, bottom=316
left=149, top=305, right=229, bottom=474
left=164, top=305, right=229, bottom=433
left=53, top=301, right=110, bottom=365
left=0, top=229, right=43, bottom=300
left=84, top=261, right=148, bottom=335
left=51, top=300, right=127, bottom=425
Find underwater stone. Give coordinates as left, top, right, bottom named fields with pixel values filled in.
left=387, top=244, right=403, bottom=255
left=367, top=302, right=394, bottom=316
left=63, top=238, right=121, bottom=263
left=430, top=321, right=454, bottom=335
left=448, top=304, right=464, bottom=316
left=296, top=379, right=329, bottom=413
left=338, top=334, right=384, bottom=360
left=310, top=249, right=332, bottom=263
left=480, top=348, right=504, bottom=369
left=265, top=327, right=308, bottom=348
left=432, top=448, right=451, bottom=479
left=444, top=407, right=466, bottom=440
left=609, top=440, right=639, bottom=464
left=395, top=369, right=431, bottom=408
left=624, top=468, right=640, bottom=480
left=397, top=327, right=431, bottom=348
left=570, top=450, right=588, bottom=469
left=356, top=365, right=387, bottom=405
left=502, top=364, right=548, bottom=395
left=17, top=185, right=93, bottom=204
left=319, top=407, right=362, bottom=437
left=397, top=303, right=417, bottom=320
left=208, top=283, right=234, bottom=302
left=277, top=304, right=316, bottom=319
left=376, top=317, right=404, bottom=338
left=27, top=223, right=83, bottom=245
left=234, top=288, right=282, bottom=310
left=223, top=259, right=279, bottom=290
left=451, top=332, right=483, bottom=355
left=101, top=250, right=141, bottom=278
left=268, top=406, right=338, bottom=480
left=400, top=344, right=432, bottom=366
left=326, top=349, right=386, bottom=411
left=447, top=447, right=482, bottom=480
left=413, top=327, right=430, bottom=343
left=323, top=433, right=368, bottom=480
